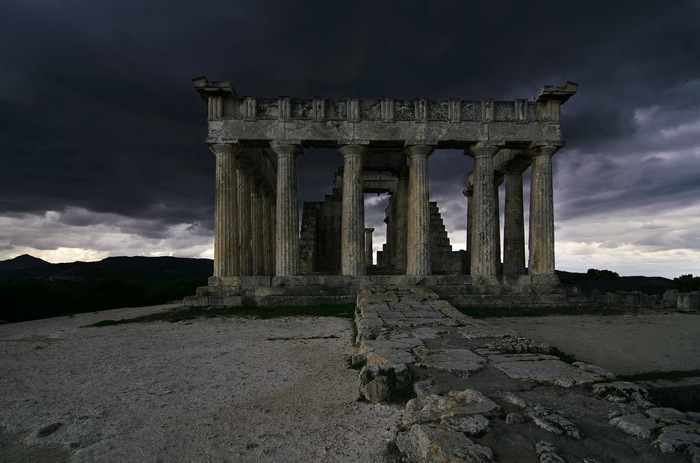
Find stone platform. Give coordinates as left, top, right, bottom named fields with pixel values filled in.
left=183, top=274, right=596, bottom=310
left=353, top=286, right=699, bottom=462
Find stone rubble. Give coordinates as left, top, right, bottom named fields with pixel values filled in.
left=354, top=286, right=698, bottom=462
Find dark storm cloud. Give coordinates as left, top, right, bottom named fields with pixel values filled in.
left=1, top=0, right=699, bottom=250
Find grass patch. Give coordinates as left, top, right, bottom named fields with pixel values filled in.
left=458, top=305, right=627, bottom=319
left=87, top=303, right=355, bottom=327
left=619, top=369, right=700, bottom=382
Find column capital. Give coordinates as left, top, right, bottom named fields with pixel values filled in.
left=270, top=140, right=302, bottom=157
left=503, top=157, right=531, bottom=175
left=338, top=144, right=368, bottom=157
left=404, top=144, right=434, bottom=158
left=465, top=142, right=503, bottom=159
left=208, top=143, right=243, bottom=157
left=528, top=143, right=562, bottom=159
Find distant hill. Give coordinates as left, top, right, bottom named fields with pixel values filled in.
left=557, top=270, right=672, bottom=295
left=0, top=255, right=214, bottom=323
left=0, top=255, right=213, bottom=281
left=0, top=254, right=50, bottom=271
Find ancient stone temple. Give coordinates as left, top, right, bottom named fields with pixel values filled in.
left=186, top=77, right=578, bottom=308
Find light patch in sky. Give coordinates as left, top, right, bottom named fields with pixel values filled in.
left=0, top=210, right=213, bottom=263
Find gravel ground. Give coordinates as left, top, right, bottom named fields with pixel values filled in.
left=0, top=305, right=402, bottom=463
left=492, top=312, right=700, bottom=375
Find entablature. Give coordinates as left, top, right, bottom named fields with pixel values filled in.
left=194, top=78, right=577, bottom=149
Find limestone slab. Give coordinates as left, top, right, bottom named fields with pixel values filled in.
left=610, top=414, right=657, bottom=439
left=494, top=359, right=603, bottom=386
left=395, top=424, right=495, bottom=463
left=417, top=348, right=486, bottom=377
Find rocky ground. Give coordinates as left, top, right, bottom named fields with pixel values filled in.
left=1, top=301, right=698, bottom=462
left=0, top=305, right=401, bottom=463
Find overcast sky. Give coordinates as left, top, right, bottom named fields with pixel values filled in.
left=1, top=0, right=698, bottom=278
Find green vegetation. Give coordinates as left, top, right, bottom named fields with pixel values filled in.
left=558, top=268, right=671, bottom=295
left=0, top=277, right=207, bottom=323
left=669, top=274, right=700, bottom=292
left=458, top=305, right=627, bottom=319
left=87, top=303, right=355, bottom=327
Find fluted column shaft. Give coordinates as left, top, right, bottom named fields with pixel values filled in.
left=271, top=141, right=302, bottom=276
left=210, top=143, right=242, bottom=277
left=468, top=143, right=501, bottom=276
left=503, top=161, right=528, bottom=275
left=339, top=145, right=367, bottom=275
left=494, top=173, right=504, bottom=274
left=405, top=145, right=433, bottom=276
left=394, top=167, right=409, bottom=272
left=250, top=180, right=264, bottom=276
left=237, top=159, right=253, bottom=275
left=464, top=184, right=474, bottom=274
left=261, top=188, right=273, bottom=276
left=528, top=145, right=559, bottom=275
left=365, top=228, right=375, bottom=266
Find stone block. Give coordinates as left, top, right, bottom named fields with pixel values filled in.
left=359, top=364, right=412, bottom=403
left=395, top=424, right=495, bottom=463
left=417, top=349, right=486, bottom=377
left=645, top=407, right=687, bottom=421
left=494, top=359, right=602, bottom=386
left=609, top=414, right=657, bottom=439
left=653, top=424, right=700, bottom=453
left=364, top=347, right=415, bottom=366
left=182, top=295, right=208, bottom=308
left=239, top=276, right=271, bottom=287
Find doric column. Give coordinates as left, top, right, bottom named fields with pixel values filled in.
left=261, top=187, right=273, bottom=276
left=209, top=143, right=242, bottom=277
left=464, top=182, right=474, bottom=274
left=250, top=179, right=264, bottom=276
left=365, top=228, right=375, bottom=266
left=405, top=145, right=434, bottom=276
left=503, top=159, right=529, bottom=275
left=393, top=167, right=409, bottom=272
left=528, top=144, right=560, bottom=275
left=270, top=141, right=302, bottom=276
left=467, top=142, right=501, bottom=276
left=237, top=158, right=253, bottom=275
left=339, top=144, right=367, bottom=276
left=493, top=172, right=504, bottom=274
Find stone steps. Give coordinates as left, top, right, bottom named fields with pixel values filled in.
left=354, top=286, right=697, bottom=463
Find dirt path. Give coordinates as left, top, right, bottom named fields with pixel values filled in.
left=491, top=312, right=700, bottom=375
left=0, top=305, right=401, bottom=462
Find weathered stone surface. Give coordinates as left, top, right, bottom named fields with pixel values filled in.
left=645, top=407, right=687, bottom=421
left=359, top=364, right=412, bottom=403
left=417, top=348, right=486, bottom=377
left=485, top=336, right=552, bottom=354
left=363, top=347, right=415, bottom=366
left=395, top=424, right=495, bottom=463
left=506, top=412, right=525, bottom=424
left=498, top=391, right=529, bottom=409
left=528, top=406, right=583, bottom=439
left=572, top=361, right=616, bottom=380
left=593, top=381, right=652, bottom=407
left=441, top=414, right=490, bottom=436
left=459, top=325, right=518, bottom=339
left=401, top=390, right=500, bottom=430
left=535, top=440, right=567, bottom=463
left=653, top=424, right=700, bottom=453
left=494, top=359, right=602, bottom=386
left=609, top=414, right=657, bottom=439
